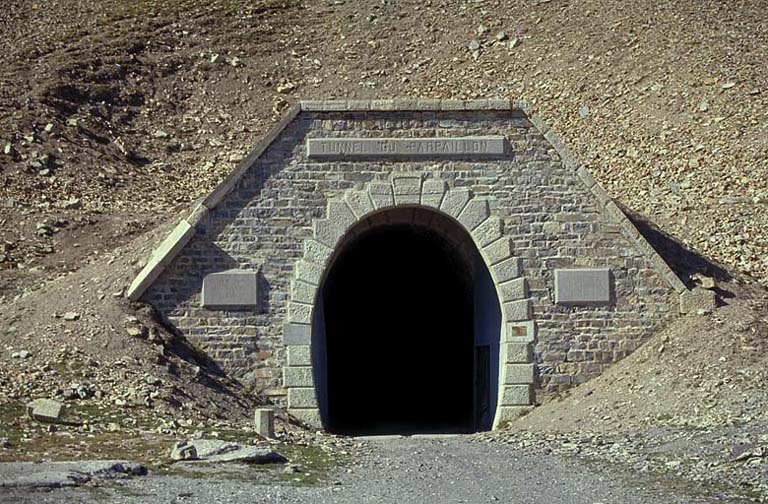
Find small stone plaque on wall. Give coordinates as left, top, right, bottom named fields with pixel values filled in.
left=201, top=269, right=259, bottom=309
left=554, top=268, right=612, bottom=305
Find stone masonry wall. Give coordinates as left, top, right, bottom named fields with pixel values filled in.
left=143, top=109, right=680, bottom=402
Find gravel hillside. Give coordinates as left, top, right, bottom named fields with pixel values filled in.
left=0, top=0, right=767, bottom=492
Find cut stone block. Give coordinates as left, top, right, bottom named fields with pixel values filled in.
left=369, top=182, right=394, bottom=209
left=505, top=343, right=532, bottom=363
left=505, top=321, right=536, bottom=343
left=287, top=302, right=312, bottom=325
left=254, top=408, right=275, bottom=438
left=287, top=345, right=311, bottom=366
left=473, top=217, right=503, bottom=248
left=492, top=257, right=522, bottom=283
left=440, top=188, right=471, bottom=218
left=288, top=388, right=318, bottom=409
left=344, top=190, right=375, bottom=219
left=294, top=260, right=324, bottom=286
left=326, top=200, right=356, bottom=232
left=458, top=199, right=490, bottom=231
left=303, top=239, right=333, bottom=266
left=283, top=367, right=314, bottom=387
left=283, top=324, right=311, bottom=346
left=504, top=299, right=532, bottom=321
left=313, top=219, right=343, bottom=248
left=392, top=176, right=422, bottom=206
left=421, top=179, right=447, bottom=208
left=291, top=280, right=317, bottom=305
left=554, top=268, right=611, bottom=304
left=290, top=408, right=322, bottom=427
left=496, top=406, right=534, bottom=423
left=501, top=384, right=532, bottom=406
left=679, top=287, right=717, bottom=314
left=26, top=399, right=63, bottom=423
left=499, top=278, right=528, bottom=303
left=201, top=270, right=259, bottom=309
left=482, top=238, right=513, bottom=266
left=505, top=363, right=535, bottom=384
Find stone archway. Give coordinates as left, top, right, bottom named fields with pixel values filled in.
left=283, top=174, right=536, bottom=430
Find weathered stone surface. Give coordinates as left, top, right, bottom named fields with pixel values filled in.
left=496, top=406, right=534, bottom=423
left=505, top=321, right=536, bottom=343
left=554, top=269, right=611, bottom=304
left=0, top=461, right=147, bottom=488
left=499, top=278, right=528, bottom=303
left=287, top=345, right=311, bottom=366
left=344, top=189, right=375, bottom=219
left=473, top=217, right=503, bottom=248
left=170, top=440, right=285, bottom=464
left=313, top=218, right=343, bottom=248
left=303, top=239, right=333, bottom=266
left=288, top=387, right=318, bottom=409
left=326, top=200, right=356, bottom=232
left=421, top=179, right=447, bottom=208
left=392, top=176, right=422, bottom=205
left=201, top=270, right=259, bottom=309
left=458, top=199, right=490, bottom=231
left=283, top=323, right=311, bottom=346
left=505, top=343, right=532, bottom=363
left=492, top=257, right=522, bottom=283
left=501, top=384, right=532, bottom=406
left=294, top=260, right=324, bottom=286
left=679, top=288, right=717, bottom=314
left=504, top=299, right=532, bottom=321
left=290, top=280, right=317, bottom=305
left=440, top=188, right=471, bottom=217
left=287, top=302, right=312, bottom=325
left=369, top=182, right=395, bottom=209
left=307, top=137, right=506, bottom=158
left=482, top=237, right=512, bottom=266
left=26, top=399, right=63, bottom=423
left=291, top=408, right=322, bottom=427
left=505, top=363, right=535, bottom=384
left=254, top=409, right=275, bottom=439
left=283, top=367, right=314, bottom=387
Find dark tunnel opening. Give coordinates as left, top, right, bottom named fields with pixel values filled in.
left=322, top=224, right=475, bottom=435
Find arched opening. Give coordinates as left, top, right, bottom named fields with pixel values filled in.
left=313, top=208, right=501, bottom=435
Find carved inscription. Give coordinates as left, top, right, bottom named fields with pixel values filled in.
left=307, top=136, right=506, bottom=158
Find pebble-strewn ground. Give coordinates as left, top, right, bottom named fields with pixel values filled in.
left=2, top=436, right=749, bottom=504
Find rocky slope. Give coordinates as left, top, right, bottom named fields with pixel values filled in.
left=0, top=0, right=767, bottom=494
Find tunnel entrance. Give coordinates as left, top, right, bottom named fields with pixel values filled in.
left=317, top=209, right=499, bottom=435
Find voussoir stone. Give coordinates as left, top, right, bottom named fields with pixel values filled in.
left=344, top=189, right=375, bottom=219
left=369, top=182, right=395, bottom=209
left=458, top=199, right=490, bottom=231
left=473, top=217, right=503, bottom=248
left=440, top=188, right=471, bottom=217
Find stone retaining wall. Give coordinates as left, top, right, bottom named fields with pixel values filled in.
left=141, top=101, right=682, bottom=415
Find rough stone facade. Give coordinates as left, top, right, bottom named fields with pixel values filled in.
left=134, top=99, right=686, bottom=429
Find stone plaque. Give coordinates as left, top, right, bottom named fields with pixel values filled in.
left=554, top=268, right=611, bottom=305
left=307, top=136, right=506, bottom=158
left=201, top=269, right=259, bottom=309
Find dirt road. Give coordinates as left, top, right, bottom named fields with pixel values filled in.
left=1, top=436, right=748, bottom=504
